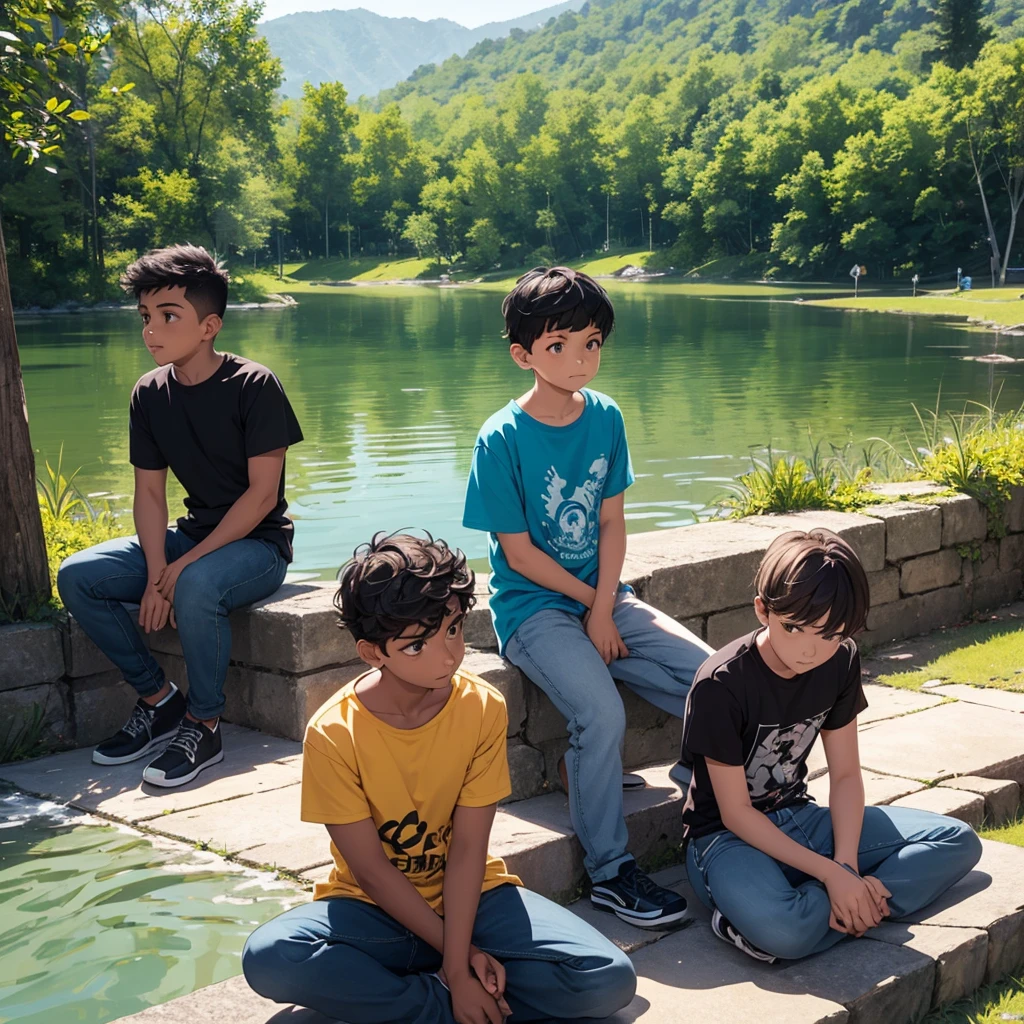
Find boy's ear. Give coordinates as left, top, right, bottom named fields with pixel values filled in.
left=201, top=313, right=222, bottom=342
left=356, top=638, right=386, bottom=667
left=753, top=595, right=770, bottom=628
left=509, top=342, right=532, bottom=369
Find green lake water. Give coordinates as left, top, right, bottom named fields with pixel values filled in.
left=0, top=790, right=302, bottom=1024
left=16, top=284, right=1024, bottom=579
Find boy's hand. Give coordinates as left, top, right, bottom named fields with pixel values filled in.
left=863, top=875, right=892, bottom=918
left=583, top=608, right=628, bottom=665
left=824, top=864, right=883, bottom=936
left=153, top=556, right=193, bottom=604
left=469, top=948, right=511, bottom=1018
left=448, top=972, right=504, bottom=1024
left=139, top=583, right=175, bottom=633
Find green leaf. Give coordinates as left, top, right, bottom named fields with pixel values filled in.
left=120, top=82, right=135, bottom=92
left=54, top=99, right=71, bottom=113
left=45, top=97, right=57, bottom=112
left=68, top=110, right=89, bottom=121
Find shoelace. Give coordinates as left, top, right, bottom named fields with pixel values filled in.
left=166, top=722, right=204, bottom=763
left=123, top=703, right=154, bottom=740
left=621, top=863, right=670, bottom=903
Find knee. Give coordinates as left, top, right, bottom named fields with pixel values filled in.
left=574, top=696, right=626, bottom=748
left=573, top=951, right=637, bottom=1018
left=56, top=552, right=92, bottom=605
left=241, top=925, right=290, bottom=1002
left=949, top=820, right=983, bottom=875
left=172, top=567, right=220, bottom=618
left=733, top=903, right=821, bottom=961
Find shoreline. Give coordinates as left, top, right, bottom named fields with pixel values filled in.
left=13, top=294, right=299, bottom=317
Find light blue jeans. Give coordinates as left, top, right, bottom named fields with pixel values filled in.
left=505, top=591, right=713, bottom=883
left=57, top=529, right=287, bottom=721
left=686, top=802, right=982, bottom=960
left=243, top=883, right=637, bottom=1023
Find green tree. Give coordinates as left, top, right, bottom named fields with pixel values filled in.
left=929, top=0, right=993, bottom=70
left=402, top=211, right=438, bottom=259
left=465, top=218, right=502, bottom=269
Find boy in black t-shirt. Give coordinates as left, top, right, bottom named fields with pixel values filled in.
left=58, top=245, right=303, bottom=788
left=679, top=529, right=981, bottom=962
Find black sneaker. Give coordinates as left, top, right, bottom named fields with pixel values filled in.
left=711, top=909, right=777, bottom=963
left=590, top=860, right=689, bottom=929
left=142, top=718, right=223, bottom=788
left=92, top=685, right=186, bottom=765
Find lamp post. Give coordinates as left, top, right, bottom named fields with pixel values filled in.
left=957, top=266, right=962, bottom=290
left=912, top=273, right=919, bottom=298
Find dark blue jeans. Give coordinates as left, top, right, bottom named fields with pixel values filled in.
left=57, top=529, right=287, bottom=720
left=242, top=884, right=637, bottom=1023
left=686, top=802, right=982, bottom=960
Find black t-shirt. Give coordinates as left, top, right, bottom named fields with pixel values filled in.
left=129, top=353, right=304, bottom=561
left=680, top=629, right=867, bottom=840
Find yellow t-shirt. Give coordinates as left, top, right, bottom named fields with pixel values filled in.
left=301, top=668, right=522, bottom=910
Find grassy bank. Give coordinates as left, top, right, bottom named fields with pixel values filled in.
left=811, top=287, right=1024, bottom=331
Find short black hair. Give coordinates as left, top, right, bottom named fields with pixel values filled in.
left=121, top=244, right=230, bottom=320
left=754, top=529, right=870, bottom=639
left=334, top=531, right=476, bottom=653
left=501, top=266, right=614, bottom=353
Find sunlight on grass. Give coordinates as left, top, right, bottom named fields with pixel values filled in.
left=979, top=817, right=1024, bottom=847
left=873, top=619, right=1024, bottom=692
left=813, top=288, right=1024, bottom=327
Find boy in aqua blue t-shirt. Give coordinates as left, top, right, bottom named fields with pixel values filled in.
left=463, top=266, right=713, bottom=929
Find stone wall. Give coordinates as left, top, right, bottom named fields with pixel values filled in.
left=2, top=486, right=1022, bottom=801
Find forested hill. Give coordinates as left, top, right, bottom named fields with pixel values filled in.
left=379, top=0, right=1024, bottom=109
left=260, top=1, right=583, bottom=99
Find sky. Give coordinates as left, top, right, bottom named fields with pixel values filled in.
left=257, top=0, right=556, bottom=28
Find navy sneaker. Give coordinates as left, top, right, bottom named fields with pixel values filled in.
left=92, top=684, right=185, bottom=765
left=142, top=718, right=223, bottom=788
left=711, top=909, right=777, bottom=963
left=590, top=860, right=689, bottom=929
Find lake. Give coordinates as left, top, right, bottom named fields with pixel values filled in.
left=16, top=284, right=1024, bottom=580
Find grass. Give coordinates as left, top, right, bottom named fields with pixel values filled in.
left=812, top=286, right=1024, bottom=330
left=872, top=617, right=1024, bottom=692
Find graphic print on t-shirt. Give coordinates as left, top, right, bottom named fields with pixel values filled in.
left=540, top=455, right=608, bottom=561
left=746, top=710, right=829, bottom=809
left=377, top=810, right=453, bottom=878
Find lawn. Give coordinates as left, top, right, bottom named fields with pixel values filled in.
left=812, top=286, right=1024, bottom=330
left=872, top=617, right=1024, bottom=692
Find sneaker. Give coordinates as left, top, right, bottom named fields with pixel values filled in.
left=590, top=860, right=689, bottom=929
left=92, top=685, right=186, bottom=765
left=142, top=718, right=223, bottom=788
left=711, top=909, right=777, bottom=963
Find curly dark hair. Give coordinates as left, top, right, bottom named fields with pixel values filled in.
left=120, top=243, right=230, bottom=320
left=334, top=531, right=476, bottom=653
left=754, top=529, right=870, bottom=639
left=501, top=266, right=614, bottom=353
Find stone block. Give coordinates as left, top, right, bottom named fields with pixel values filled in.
left=64, top=614, right=119, bottom=677
left=999, top=533, right=1024, bottom=574
left=706, top=605, right=759, bottom=649
left=0, top=681, right=71, bottom=755
left=806, top=770, right=925, bottom=808
left=70, top=670, right=138, bottom=747
left=868, top=481, right=944, bottom=499
left=462, top=650, right=525, bottom=736
left=857, top=684, right=944, bottom=725
left=505, top=741, right=545, bottom=802
left=0, top=622, right=65, bottom=690
left=890, top=786, right=985, bottom=829
left=463, top=600, right=497, bottom=650
left=523, top=680, right=569, bottom=746
left=679, top=615, right=706, bottom=641
left=867, top=502, right=942, bottom=562
left=863, top=586, right=967, bottom=645
left=867, top=567, right=899, bottom=607
left=939, top=776, right=1020, bottom=826
left=744, top=509, right=886, bottom=573
left=970, top=570, right=1022, bottom=613
left=621, top=687, right=679, bottom=768
left=1004, top=485, right=1024, bottom=533
left=930, top=684, right=1024, bottom=714
left=900, top=549, right=962, bottom=595
left=935, top=494, right=988, bottom=547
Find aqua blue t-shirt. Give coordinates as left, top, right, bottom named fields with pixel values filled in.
left=462, top=389, right=635, bottom=653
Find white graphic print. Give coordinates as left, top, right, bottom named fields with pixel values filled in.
left=540, top=456, right=608, bottom=562
left=745, top=711, right=829, bottom=808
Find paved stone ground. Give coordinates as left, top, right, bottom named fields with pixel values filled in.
left=2, top=641, right=1023, bottom=1024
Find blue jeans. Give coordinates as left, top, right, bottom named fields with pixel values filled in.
left=686, top=802, right=982, bottom=960
left=242, top=883, right=637, bottom=1023
left=505, top=591, right=713, bottom=883
left=57, top=530, right=287, bottom=721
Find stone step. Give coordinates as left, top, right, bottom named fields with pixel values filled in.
left=112, top=840, right=1024, bottom=1024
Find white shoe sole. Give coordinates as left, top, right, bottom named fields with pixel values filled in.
left=92, top=733, right=172, bottom=766
left=590, top=894, right=690, bottom=929
left=142, top=749, right=224, bottom=788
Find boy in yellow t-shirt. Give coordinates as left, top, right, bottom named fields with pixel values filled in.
left=243, top=531, right=636, bottom=1024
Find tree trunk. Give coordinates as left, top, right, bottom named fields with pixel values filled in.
left=0, top=219, right=50, bottom=619
left=998, top=166, right=1023, bottom=287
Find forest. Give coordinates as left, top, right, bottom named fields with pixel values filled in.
left=2, top=0, right=1023, bottom=304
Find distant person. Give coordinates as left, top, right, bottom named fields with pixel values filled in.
left=58, top=244, right=303, bottom=788
left=462, top=266, right=713, bottom=928
left=242, top=532, right=636, bottom=1023
left=679, top=529, right=982, bottom=962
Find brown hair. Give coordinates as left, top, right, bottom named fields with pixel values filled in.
left=334, top=531, right=476, bottom=653
left=121, top=243, right=230, bottom=320
left=754, top=529, right=869, bottom=638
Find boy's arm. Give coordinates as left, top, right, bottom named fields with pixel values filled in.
left=154, top=449, right=286, bottom=602
left=134, top=467, right=173, bottom=633
left=497, top=531, right=597, bottom=607
left=585, top=493, right=629, bottom=663
left=707, top=760, right=883, bottom=936
left=820, top=720, right=866, bottom=870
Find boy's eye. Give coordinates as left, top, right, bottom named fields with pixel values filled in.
left=548, top=342, right=563, bottom=354
left=782, top=623, right=800, bottom=633
left=402, top=641, right=424, bottom=655
left=164, top=312, right=177, bottom=322
left=587, top=339, right=602, bottom=350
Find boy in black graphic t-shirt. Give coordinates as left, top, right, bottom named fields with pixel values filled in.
left=58, top=245, right=303, bottom=788
left=680, top=529, right=981, bottom=963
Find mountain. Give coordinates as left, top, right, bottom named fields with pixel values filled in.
left=260, top=1, right=586, bottom=99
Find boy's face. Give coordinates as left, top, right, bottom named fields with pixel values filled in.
left=510, top=320, right=604, bottom=392
left=755, top=596, right=844, bottom=675
left=360, top=599, right=466, bottom=690
left=138, top=285, right=220, bottom=366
